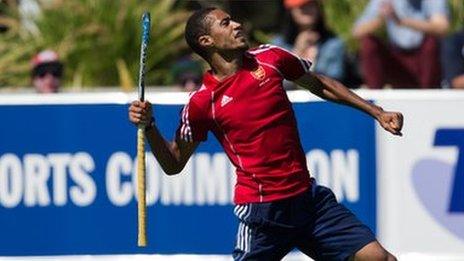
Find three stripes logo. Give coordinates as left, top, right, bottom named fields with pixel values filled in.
left=234, top=205, right=252, bottom=253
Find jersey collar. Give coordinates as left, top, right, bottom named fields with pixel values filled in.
left=203, top=51, right=256, bottom=89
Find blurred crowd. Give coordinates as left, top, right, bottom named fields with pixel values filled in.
left=351, top=0, right=458, bottom=89
left=2, top=0, right=463, bottom=92
left=174, top=0, right=464, bottom=91
left=274, top=0, right=463, bottom=90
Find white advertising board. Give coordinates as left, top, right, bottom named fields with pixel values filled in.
left=376, top=93, right=464, bottom=259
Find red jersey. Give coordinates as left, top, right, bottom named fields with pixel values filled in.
left=177, top=45, right=313, bottom=204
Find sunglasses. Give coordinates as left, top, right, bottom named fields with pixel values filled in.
left=32, top=63, right=63, bottom=78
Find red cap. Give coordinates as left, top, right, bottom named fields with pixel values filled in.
left=284, top=0, right=314, bottom=9
left=31, top=50, right=60, bottom=67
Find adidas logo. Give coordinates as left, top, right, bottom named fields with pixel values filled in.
left=221, top=95, right=233, bottom=107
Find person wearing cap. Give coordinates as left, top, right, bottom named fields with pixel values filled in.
left=31, top=50, right=64, bottom=93
left=170, top=56, right=203, bottom=92
left=353, top=0, right=449, bottom=89
left=281, top=0, right=347, bottom=84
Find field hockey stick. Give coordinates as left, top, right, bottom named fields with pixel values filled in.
left=137, top=11, right=150, bottom=247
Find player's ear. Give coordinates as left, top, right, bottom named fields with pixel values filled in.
left=198, top=35, right=214, bottom=48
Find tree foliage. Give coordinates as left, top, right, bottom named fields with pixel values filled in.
left=0, top=0, right=190, bottom=89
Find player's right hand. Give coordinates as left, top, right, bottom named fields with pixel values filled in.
left=128, top=100, right=153, bottom=126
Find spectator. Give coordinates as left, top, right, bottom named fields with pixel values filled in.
left=31, top=50, right=63, bottom=93
left=441, top=29, right=464, bottom=89
left=353, top=0, right=449, bottom=89
left=281, top=0, right=347, bottom=82
left=170, top=56, right=203, bottom=92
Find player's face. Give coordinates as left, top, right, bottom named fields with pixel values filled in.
left=205, top=9, right=248, bottom=52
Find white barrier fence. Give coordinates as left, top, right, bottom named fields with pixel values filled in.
left=0, top=90, right=463, bottom=260
left=376, top=93, right=464, bottom=260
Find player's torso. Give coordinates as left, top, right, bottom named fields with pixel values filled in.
left=191, top=49, right=311, bottom=204
left=205, top=54, right=306, bottom=174
left=211, top=56, right=292, bottom=141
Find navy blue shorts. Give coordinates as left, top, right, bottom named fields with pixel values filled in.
left=232, top=180, right=376, bottom=261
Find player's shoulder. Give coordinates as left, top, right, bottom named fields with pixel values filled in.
left=188, top=84, right=209, bottom=99
left=247, top=44, right=299, bottom=65
left=247, top=44, right=292, bottom=57
left=186, top=84, right=211, bottom=108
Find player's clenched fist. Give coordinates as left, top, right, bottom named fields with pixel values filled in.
left=128, top=100, right=153, bottom=126
left=377, top=110, right=404, bottom=136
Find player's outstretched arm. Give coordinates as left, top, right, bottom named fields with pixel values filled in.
left=128, top=100, right=199, bottom=175
left=294, top=72, right=403, bottom=136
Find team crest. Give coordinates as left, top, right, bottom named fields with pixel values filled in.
left=251, top=65, right=266, bottom=81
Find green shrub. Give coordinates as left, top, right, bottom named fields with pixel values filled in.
left=0, top=0, right=190, bottom=89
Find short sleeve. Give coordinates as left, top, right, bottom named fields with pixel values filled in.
left=176, top=100, right=208, bottom=142
left=271, top=46, right=312, bottom=81
left=355, top=0, right=382, bottom=27
left=424, top=0, right=449, bottom=17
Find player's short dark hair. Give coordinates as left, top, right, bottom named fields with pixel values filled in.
left=184, top=7, right=217, bottom=59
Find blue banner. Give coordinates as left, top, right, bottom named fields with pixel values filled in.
left=0, top=100, right=375, bottom=255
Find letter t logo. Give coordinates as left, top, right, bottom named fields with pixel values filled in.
left=434, top=129, right=464, bottom=213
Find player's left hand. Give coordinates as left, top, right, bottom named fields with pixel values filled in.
left=377, top=111, right=403, bottom=136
